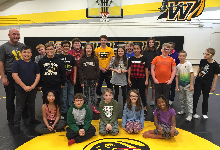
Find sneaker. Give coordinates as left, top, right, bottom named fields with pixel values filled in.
left=29, top=119, right=41, bottom=124
left=169, top=101, right=173, bottom=105
left=150, top=101, right=154, bottom=106
left=177, top=111, right=185, bottom=115
left=92, top=106, right=100, bottom=114
left=203, top=115, right=208, bottom=119
left=193, top=114, right=200, bottom=119
left=186, top=116, right=192, bottom=121
left=60, top=116, right=65, bottom=120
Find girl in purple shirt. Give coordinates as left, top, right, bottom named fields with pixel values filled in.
left=143, top=95, right=178, bottom=139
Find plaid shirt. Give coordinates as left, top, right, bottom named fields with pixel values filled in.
left=128, top=56, right=148, bottom=78
left=68, top=49, right=83, bottom=77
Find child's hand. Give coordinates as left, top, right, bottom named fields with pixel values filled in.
left=128, top=80, right=132, bottom=87
left=143, top=131, right=148, bottom=138
left=166, top=79, right=172, bottom=85
left=190, top=86, right=194, bottom=91
left=122, top=69, right=126, bottom=73
left=38, top=87, right=42, bottom=91
left=211, top=86, right=215, bottom=92
left=170, top=127, right=175, bottom=136
left=101, top=68, right=107, bottom=73
left=117, top=70, right=121, bottom=74
left=81, top=84, right=84, bottom=87
left=145, top=80, right=148, bottom=85
left=52, top=124, right=55, bottom=129
left=106, top=124, right=112, bottom=131
left=94, top=83, right=98, bottom=87
left=158, top=126, right=163, bottom=134
left=79, top=129, right=85, bottom=136
left=153, top=78, right=159, bottom=84
left=47, top=126, right=53, bottom=131
left=176, top=87, right=179, bottom=92
left=23, top=86, right=31, bottom=92
left=61, top=85, right=65, bottom=88
left=73, top=79, right=76, bottom=85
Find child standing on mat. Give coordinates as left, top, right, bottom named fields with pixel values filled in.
left=128, top=44, right=148, bottom=111
left=176, top=50, right=194, bottom=121
left=151, top=43, right=176, bottom=102
left=35, top=91, right=67, bottom=134
left=110, top=46, right=128, bottom=105
left=122, top=89, right=144, bottom=134
left=143, top=95, right=179, bottom=139
left=95, top=35, right=114, bottom=105
left=12, top=46, right=41, bottom=134
left=99, top=88, right=119, bottom=136
left=143, top=37, right=159, bottom=106
left=193, top=48, right=219, bottom=119
left=66, top=93, right=96, bottom=146
left=79, top=43, right=100, bottom=113
left=58, top=40, right=77, bottom=120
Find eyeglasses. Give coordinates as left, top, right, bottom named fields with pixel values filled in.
left=203, top=53, right=212, bottom=56
left=130, top=95, right=138, bottom=98
left=75, top=100, right=84, bottom=103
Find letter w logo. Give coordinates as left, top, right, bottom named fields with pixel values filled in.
left=167, top=1, right=196, bottom=21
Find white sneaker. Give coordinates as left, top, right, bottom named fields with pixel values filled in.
left=186, top=116, right=192, bottom=121
left=169, top=101, right=173, bottom=105
left=177, top=111, right=185, bottom=115
left=193, top=114, right=200, bottom=119
left=203, top=115, right=208, bottom=119
left=60, top=116, right=65, bottom=120
left=150, top=101, right=154, bottom=106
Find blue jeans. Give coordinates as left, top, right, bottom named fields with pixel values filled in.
left=61, top=80, right=74, bottom=114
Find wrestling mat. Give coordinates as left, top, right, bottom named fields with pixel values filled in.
left=16, top=119, right=220, bottom=150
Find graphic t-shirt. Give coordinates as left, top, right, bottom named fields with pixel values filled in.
left=0, top=42, right=25, bottom=73
left=153, top=108, right=176, bottom=127
left=176, top=61, right=194, bottom=87
left=58, top=54, right=77, bottom=80
left=151, top=55, right=176, bottom=83
left=197, top=59, right=219, bottom=86
left=95, top=46, right=115, bottom=70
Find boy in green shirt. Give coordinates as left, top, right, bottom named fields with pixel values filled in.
left=66, top=93, right=96, bottom=146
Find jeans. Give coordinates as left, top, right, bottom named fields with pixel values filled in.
left=61, top=80, right=74, bottom=114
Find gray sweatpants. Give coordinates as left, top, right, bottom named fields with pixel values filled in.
left=179, top=84, right=193, bottom=114
left=99, top=120, right=119, bottom=136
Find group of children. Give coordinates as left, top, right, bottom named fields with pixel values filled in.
left=10, top=35, right=219, bottom=145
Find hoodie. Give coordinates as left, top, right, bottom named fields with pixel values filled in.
left=67, top=103, right=92, bottom=133
left=38, top=55, right=66, bottom=87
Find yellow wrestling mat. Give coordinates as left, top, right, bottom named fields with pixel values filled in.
left=16, top=120, right=220, bottom=150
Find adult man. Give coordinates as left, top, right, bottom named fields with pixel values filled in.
left=0, top=28, right=28, bottom=125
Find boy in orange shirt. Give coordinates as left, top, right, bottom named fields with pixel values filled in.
left=151, top=43, right=176, bottom=102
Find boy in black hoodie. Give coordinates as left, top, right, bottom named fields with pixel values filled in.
left=38, top=43, right=66, bottom=103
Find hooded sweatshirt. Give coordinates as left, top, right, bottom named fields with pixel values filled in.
left=38, top=55, right=66, bottom=87
left=67, top=103, right=92, bottom=133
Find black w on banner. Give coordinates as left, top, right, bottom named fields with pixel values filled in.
left=24, top=36, right=184, bottom=61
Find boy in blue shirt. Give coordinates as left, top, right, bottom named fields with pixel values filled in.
left=11, top=46, right=41, bottom=134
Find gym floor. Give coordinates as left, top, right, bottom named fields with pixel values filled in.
left=0, top=66, right=220, bottom=150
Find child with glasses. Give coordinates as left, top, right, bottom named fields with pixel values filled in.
left=193, top=48, right=219, bottom=119
left=122, top=89, right=144, bottom=134
left=66, top=93, right=96, bottom=146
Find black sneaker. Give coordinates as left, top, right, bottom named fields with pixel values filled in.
left=13, top=127, right=20, bottom=134
left=29, top=119, right=41, bottom=124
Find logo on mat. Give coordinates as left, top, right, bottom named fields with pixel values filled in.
left=158, top=0, right=205, bottom=21
left=83, top=138, right=150, bottom=150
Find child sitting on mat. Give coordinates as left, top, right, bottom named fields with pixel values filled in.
left=143, top=95, right=178, bottom=139
left=122, top=89, right=144, bottom=134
